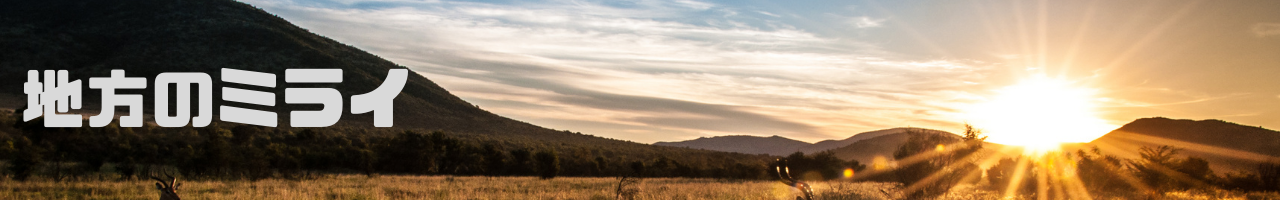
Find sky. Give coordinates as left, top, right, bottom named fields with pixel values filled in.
left=240, top=0, right=1280, bottom=144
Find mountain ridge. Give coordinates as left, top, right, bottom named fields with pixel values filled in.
left=1083, top=117, right=1280, bottom=173
left=797, top=128, right=914, bottom=154
left=653, top=135, right=810, bottom=156
left=654, top=127, right=958, bottom=158
left=657, top=117, right=1280, bottom=171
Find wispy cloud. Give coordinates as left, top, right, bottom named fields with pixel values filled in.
left=757, top=11, right=780, bottom=18
left=672, top=0, right=714, bottom=10
left=244, top=0, right=996, bottom=143
left=1254, top=23, right=1280, bottom=37
left=850, top=16, right=886, bottom=28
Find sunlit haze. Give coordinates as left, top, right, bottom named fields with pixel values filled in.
left=963, top=76, right=1116, bottom=152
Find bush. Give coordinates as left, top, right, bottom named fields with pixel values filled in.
left=1259, top=161, right=1280, bottom=191
left=887, top=127, right=982, bottom=198
left=985, top=157, right=1037, bottom=195
left=535, top=150, right=559, bottom=179
left=1074, top=148, right=1132, bottom=193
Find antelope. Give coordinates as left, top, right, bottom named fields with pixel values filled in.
left=151, top=174, right=182, bottom=200
left=775, top=159, right=814, bottom=200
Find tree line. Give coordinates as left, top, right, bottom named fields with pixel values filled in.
left=24, top=109, right=1276, bottom=198
left=0, top=110, right=859, bottom=181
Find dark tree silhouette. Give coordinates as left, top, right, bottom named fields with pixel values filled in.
left=535, top=150, right=559, bottom=179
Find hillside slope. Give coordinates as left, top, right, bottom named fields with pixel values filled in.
left=1085, top=117, right=1280, bottom=173
left=797, top=128, right=911, bottom=154
left=654, top=127, right=964, bottom=161
left=824, top=128, right=960, bottom=163
left=0, top=0, right=494, bottom=131
left=654, top=135, right=810, bottom=156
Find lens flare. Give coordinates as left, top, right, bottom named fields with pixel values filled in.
left=964, top=76, right=1117, bottom=154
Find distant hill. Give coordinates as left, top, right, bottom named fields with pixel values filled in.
left=797, top=128, right=912, bottom=154
left=1083, top=117, right=1280, bottom=174
left=0, top=0, right=773, bottom=166
left=653, top=135, right=810, bottom=156
left=654, top=128, right=960, bottom=159
left=824, top=128, right=961, bottom=163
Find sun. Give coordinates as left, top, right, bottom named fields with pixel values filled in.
left=963, top=76, right=1117, bottom=154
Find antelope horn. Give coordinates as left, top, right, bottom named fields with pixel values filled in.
left=166, top=173, right=177, bottom=188
left=775, top=159, right=796, bottom=185
left=151, top=176, right=170, bottom=188
left=778, top=165, right=788, bottom=180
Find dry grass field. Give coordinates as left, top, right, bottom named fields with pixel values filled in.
left=0, top=175, right=1276, bottom=200
left=0, top=175, right=843, bottom=200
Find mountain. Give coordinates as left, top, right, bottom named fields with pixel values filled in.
left=654, top=128, right=958, bottom=158
left=1084, top=117, right=1280, bottom=173
left=823, top=128, right=961, bottom=163
left=653, top=135, right=810, bottom=156
left=0, top=0, right=591, bottom=140
left=0, top=0, right=775, bottom=167
left=797, top=128, right=912, bottom=154
left=1, top=0, right=497, bottom=130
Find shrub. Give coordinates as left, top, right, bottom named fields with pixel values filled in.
left=535, top=150, right=559, bottom=179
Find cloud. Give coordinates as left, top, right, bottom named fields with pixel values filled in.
left=331, top=0, right=440, bottom=5
left=243, top=0, right=988, bottom=142
left=757, top=11, right=780, bottom=18
left=1256, top=23, right=1280, bottom=37
left=850, top=16, right=886, bottom=28
left=672, top=0, right=714, bottom=10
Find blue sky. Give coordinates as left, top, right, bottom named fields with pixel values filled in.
left=241, top=0, right=1280, bottom=143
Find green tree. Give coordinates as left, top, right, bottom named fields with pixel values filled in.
left=509, top=148, right=534, bottom=175
left=985, top=157, right=1037, bottom=195
left=649, top=157, right=671, bottom=177
left=1259, top=161, right=1280, bottom=191
left=535, top=150, right=559, bottom=179
left=890, top=127, right=977, bottom=198
left=10, top=136, right=42, bottom=181
left=483, top=144, right=508, bottom=176
left=1074, top=147, right=1131, bottom=192
left=1129, top=145, right=1183, bottom=190
left=377, top=131, right=440, bottom=174
left=592, top=156, right=606, bottom=176
left=1173, top=156, right=1213, bottom=181
left=629, top=161, right=646, bottom=177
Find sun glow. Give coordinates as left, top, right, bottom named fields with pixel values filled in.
left=964, top=76, right=1117, bottom=154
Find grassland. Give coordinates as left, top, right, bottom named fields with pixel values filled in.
left=0, top=175, right=826, bottom=200
left=0, top=175, right=1276, bottom=200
